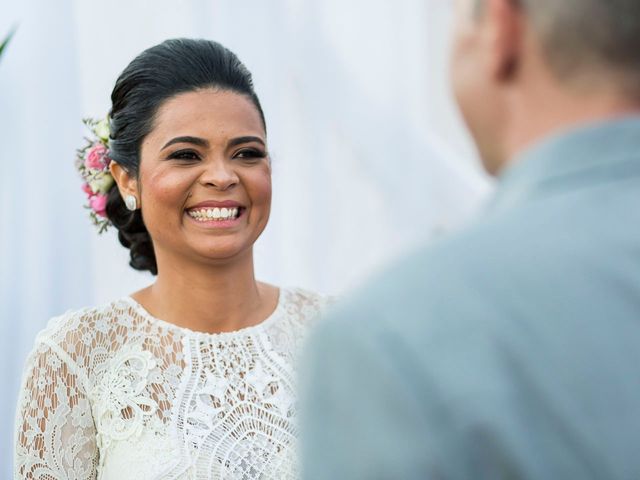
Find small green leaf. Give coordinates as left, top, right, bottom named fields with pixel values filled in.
left=0, top=27, right=17, bottom=60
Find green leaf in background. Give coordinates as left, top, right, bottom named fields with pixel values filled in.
left=0, top=27, right=17, bottom=61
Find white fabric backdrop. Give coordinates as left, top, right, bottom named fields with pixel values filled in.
left=0, top=0, right=492, bottom=475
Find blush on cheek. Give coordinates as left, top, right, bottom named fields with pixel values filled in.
left=245, top=169, right=272, bottom=228
left=257, top=174, right=272, bottom=195
left=254, top=176, right=272, bottom=207
left=246, top=163, right=272, bottom=195
left=144, top=167, right=196, bottom=207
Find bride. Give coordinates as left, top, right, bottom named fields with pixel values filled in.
left=14, top=38, right=330, bottom=479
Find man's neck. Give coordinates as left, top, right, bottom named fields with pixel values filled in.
left=501, top=87, right=640, bottom=173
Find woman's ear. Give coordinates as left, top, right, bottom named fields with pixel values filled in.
left=110, top=161, right=139, bottom=200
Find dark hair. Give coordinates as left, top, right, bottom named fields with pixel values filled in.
left=105, top=38, right=265, bottom=275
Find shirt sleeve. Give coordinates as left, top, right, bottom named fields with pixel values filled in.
left=14, top=339, right=98, bottom=479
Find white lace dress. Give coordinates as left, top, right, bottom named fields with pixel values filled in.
left=14, top=287, right=330, bottom=480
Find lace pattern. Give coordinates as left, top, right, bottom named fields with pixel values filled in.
left=14, top=288, right=330, bottom=480
left=92, top=344, right=160, bottom=455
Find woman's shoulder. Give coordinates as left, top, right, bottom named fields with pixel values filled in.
left=37, top=297, right=135, bottom=342
left=30, top=297, right=157, bottom=374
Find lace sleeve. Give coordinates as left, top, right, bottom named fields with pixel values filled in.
left=14, top=339, right=98, bottom=479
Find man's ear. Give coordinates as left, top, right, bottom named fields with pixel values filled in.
left=110, top=161, right=139, bottom=201
left=485, top=0, right=524, bottom=82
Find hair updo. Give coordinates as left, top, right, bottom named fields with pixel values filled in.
left=105, top=38, right=266, bottom=275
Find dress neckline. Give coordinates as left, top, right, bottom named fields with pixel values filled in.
left=121, top=287, right=287, bottom=340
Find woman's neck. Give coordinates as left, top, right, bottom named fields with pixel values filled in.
left=132, top=249, right=279, bottom=334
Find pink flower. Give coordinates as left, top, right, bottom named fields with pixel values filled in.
left=81, top=182, right=94, bottom=198
left=89, top=194, right=108, bottom=217
left=84, top=143, right=110, bottom=171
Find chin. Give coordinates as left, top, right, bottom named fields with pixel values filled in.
left=193, top=239, right=254, bottom=263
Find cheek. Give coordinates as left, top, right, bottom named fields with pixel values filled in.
left=142, top=167, right=195, bottom=207
left=245, top=166, right=272, bottom=207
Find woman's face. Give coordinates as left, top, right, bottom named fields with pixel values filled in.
left=135, top=88, right=271, bottom=267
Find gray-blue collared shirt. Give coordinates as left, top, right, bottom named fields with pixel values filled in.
left=301, top=117, right=640, bottom=479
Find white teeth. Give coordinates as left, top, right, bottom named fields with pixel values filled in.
left=187, top=207, right=240, bottom=222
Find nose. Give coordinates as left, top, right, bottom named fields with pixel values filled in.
left=199, top=158, right=239, bottom=191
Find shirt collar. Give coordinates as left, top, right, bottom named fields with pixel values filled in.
left=489, top=115, right=640, bottom=213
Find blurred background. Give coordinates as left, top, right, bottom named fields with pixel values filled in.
left=0, top=0, right=492, bottom=474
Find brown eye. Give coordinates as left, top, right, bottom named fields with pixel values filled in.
left=235, top=149, right=266, bottom=161
left=169, top=149, right=201, bottom=161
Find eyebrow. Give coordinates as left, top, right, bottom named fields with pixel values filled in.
left=161, top=135, right=265, bottom=151
left=228, top=136, right=266, bottom=147
left=161, top=136, right=209, bottom=151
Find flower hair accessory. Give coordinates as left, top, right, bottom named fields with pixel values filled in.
left=75, top=117, right=115, bottom=233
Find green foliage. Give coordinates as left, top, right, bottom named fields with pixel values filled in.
left=0, top=28, right=16, bottom=61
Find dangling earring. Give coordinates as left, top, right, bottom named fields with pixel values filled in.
left=125, top=194, right=138, bottom=211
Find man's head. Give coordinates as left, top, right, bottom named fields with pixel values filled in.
left=451, top=0, right=640, bottom=174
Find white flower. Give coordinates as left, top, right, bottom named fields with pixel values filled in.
left=88, top=172, right=115, bottom=195
left=94, top=117, right=110, bottom=142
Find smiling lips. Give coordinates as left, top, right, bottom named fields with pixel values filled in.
left=188, top=206, right=241, bottom=222
left=185, top=201, right=245, bottom=224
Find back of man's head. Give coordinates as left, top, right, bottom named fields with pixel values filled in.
left=524, top=0, right=640, bottom=97
left=451, top=0, right=640, bottom=174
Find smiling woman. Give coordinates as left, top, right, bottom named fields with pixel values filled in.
left=111, top=88, right=272, bottom=273
left=13, top=39, right=332, bottom=480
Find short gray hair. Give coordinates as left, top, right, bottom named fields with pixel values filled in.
left=485, top=0, right=640, bottom=96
